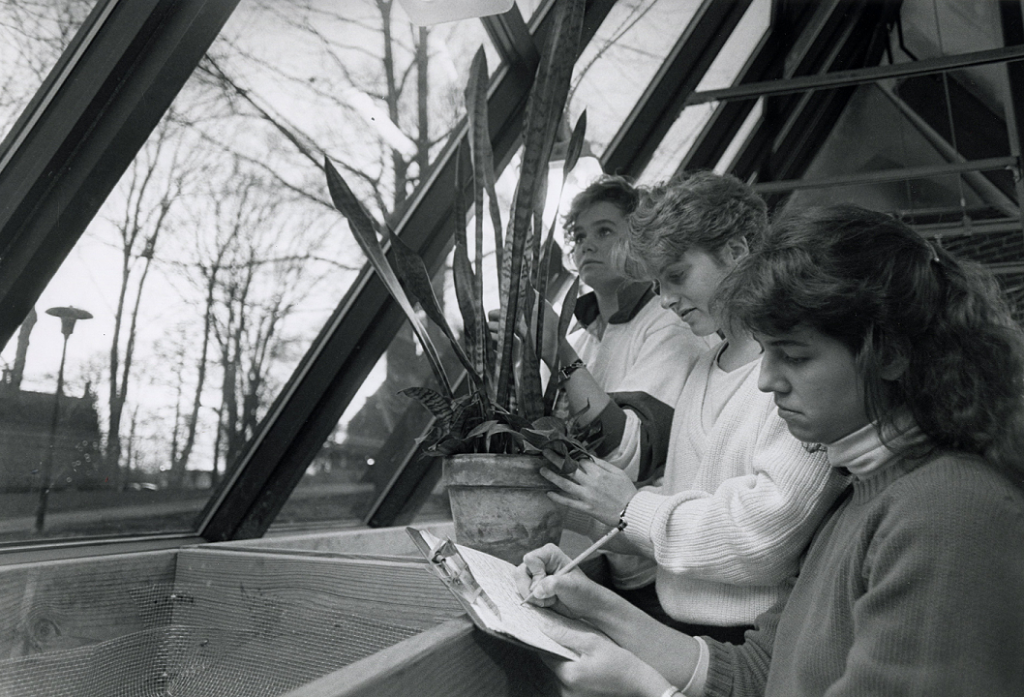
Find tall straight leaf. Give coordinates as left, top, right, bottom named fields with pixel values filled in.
left=542, top=276, right=581, bottom=411
left=387, top=226, right=482, bottom=389
left=324, top=156, right=453, bottom=399
left=452, top=141, right=491, bottom=396
left=495, top=0, right=586, bottom=409
left=536, top=110, right=587, bottom=363
left=465, top=48, right=503, bottom=279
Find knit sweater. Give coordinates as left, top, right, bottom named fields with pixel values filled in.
left=703, top=427, right=1024, bottom=696
left=618, top=345, right=848, bottom=624
left=570, top=283, right=709, bottom=481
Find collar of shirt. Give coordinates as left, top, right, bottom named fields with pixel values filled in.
left=573, top=281, right=656, bottom=329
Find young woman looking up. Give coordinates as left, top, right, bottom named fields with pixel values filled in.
left=540, top=172, right=848, bottom=643
left=553, top=175, right=710, bottom=483
left=517, top=204, right=1024, bottom=697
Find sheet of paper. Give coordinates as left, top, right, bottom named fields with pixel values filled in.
left=408, top=526, right=609, bottom=660
left=454, top=543, right=587, bottom=659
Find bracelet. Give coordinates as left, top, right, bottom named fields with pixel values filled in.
left=658, top=687, right=682, bottom=697
left=557, top=358, right=586, bottom=384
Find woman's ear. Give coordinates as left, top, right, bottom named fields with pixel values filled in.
left=724, top=235, right=749, bottom=264
left=878, top=350, right=909, bottom=381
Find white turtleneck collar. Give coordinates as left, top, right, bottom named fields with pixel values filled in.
left=824, top=416, right=929, bottom=478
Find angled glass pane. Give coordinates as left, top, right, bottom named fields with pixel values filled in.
left=567, top=0, right=703, bottom=156
left=0, top=0, right=97, bottom=143
left=641, top=0, right=769, bottom=182
left=0, top=0, right=500, bottom=544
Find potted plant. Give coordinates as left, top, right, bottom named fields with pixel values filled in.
left=324, top=0, right=592, bottom=563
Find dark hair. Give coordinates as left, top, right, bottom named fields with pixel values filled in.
left=719, top=204, right=1024, bottom=485
left=562, top=174, right=638, bottom=251
left=623, top=171, right=768, bottom=280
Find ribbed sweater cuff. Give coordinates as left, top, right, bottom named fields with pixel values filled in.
left=703, top=640, right=735, bottom=696
left=622, top=489, right=663, bottom=557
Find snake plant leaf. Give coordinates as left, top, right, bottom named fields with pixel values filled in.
left=538, top=110, right=587, bottom=293
left=563, top=109, right=587, bottom=175
left=399, top=386, right=454, bottom=425
left=324, top=155, right=453, bottom=399
left=387, top=225, right=483, bottom=388
left=495, top=0, right=585, bottom=409
left=465, top=47, right=503, bottom=279
left=558, top=276, right=580, bottom=340
left=517, top=307, right=546, bottom=422
left=542, top=276, right=581, bottom=410
left=452, top=140, right=491, bottom=396
left=452, top=238, right=490, bottom=391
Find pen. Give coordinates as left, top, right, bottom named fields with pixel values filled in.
left=521, top=520, right=626, bottom=605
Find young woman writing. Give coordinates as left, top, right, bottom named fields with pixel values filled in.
left=517, top=204, right=1024, bottom=696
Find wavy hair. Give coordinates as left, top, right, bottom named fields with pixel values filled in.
left=718, top=204, right=1024, bottom=486
left=621, top=171, right=768, bottom=280
left=562, top=174, right=638, bottom=252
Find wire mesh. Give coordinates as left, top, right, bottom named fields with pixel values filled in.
left=0, top=550, right=463, bottom=697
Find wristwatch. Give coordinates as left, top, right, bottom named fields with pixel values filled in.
left=557, top=358, right=586, bottom=384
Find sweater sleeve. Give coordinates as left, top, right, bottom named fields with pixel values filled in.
left=701, top=580, right=791, bottom=697
left=591, top=316, right=705, bottom=477
left=825, top=466, right=1024, bottom=696
left=622, top=400, right=846, bottom=585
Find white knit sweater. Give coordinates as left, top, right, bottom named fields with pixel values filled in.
left=620, top=345, right=849, bottom=626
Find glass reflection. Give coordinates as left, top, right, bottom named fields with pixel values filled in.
left=0, top=0, right=497, bottom=542
left=568, top=0, right=703, bottom=154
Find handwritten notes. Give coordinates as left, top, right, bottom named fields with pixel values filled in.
left=408, top=527, right=602, bottom=660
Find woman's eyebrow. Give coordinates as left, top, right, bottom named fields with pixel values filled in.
left=764, top=338, right=810, bottom=349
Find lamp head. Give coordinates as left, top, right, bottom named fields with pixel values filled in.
left=46, top=306, right=93, bottom=337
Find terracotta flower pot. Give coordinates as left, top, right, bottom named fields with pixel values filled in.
left=443, top=453, right=564, bottom=564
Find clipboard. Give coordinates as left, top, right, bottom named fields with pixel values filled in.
left=407, top=526, right=600, bottom=660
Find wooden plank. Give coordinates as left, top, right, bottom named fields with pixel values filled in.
left=220, top=522, right=456, bottom=556
left=0, top=549, right=177, bottom=660
left=280, top=616, right=555, bottom=697
left=173, top=547, right=462, bottom=628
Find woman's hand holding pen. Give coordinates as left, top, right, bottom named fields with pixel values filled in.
left=517, top=545, right=677, bottom=697
left=515, top=543, right=609, bottom=619
left=542, top=457, right=637, bottom=529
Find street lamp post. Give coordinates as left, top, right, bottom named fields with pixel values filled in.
left=34, top=306, right=93, bottom=534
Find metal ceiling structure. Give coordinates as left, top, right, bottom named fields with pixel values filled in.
left=1, top=0, right=1022, bottom=557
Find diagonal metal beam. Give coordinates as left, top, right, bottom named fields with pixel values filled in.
left=601, top=0, right=754, bottom=178
left=765, top=1, right=896, bottom=186
left=875, top=83, right=1019, bottom=217
left=730, top=0, right=862, bottom=181
left=482, top=4, right=540, bottom=69
left=751, top=156, right=1017, bottom=193
left=685, top=44, right=1024, bottom=106
left=732, top=0, right=901, bottom=208
left=998, top=1, right=1024, bottom=234
left=675, top=0, right=819, bottom=175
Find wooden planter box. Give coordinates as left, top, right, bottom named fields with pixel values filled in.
left=0, top=525, right=553, bottom=697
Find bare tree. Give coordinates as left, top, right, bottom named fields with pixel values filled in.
left=103, top=115, right=193, bottom=481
